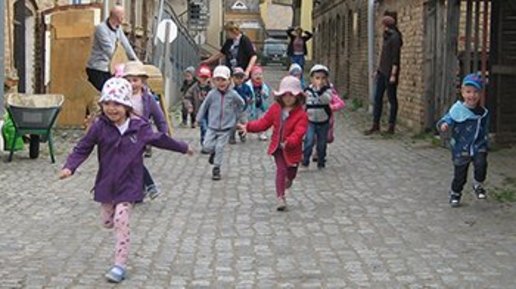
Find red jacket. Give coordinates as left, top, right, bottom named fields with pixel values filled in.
left=247, top=102, right=308, bottom=166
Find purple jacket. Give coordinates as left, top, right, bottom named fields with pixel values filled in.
left=63, top=115, right=188, bottom=204
left=140, top=87, right=168, bottom=134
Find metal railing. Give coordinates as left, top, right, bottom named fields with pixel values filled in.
left=150, top=1, right=200, bottom=106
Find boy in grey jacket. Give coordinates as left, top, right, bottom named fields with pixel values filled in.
left=196, top=66, right=245, bottom=180
left=302, top=64, right=333, bottom=169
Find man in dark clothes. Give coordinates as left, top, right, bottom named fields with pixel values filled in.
left=365, top=13, right=403, bottom=135
left=201, top=22, right=257, bottom=79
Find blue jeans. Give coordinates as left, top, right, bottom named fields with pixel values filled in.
left=373, top=72, right=398, bottom=125
left=290, top=55, right=305, bottom=69
left=199, top=117, right=208, bottom=145
left=303, top=122, right=330, bottom=167
left=143, top=166, right=154, bottom=188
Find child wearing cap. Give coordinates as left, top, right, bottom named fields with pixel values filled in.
left=180, top=66, right=198, bottom=128
left=229, top=67, right=252, bottom=144
left=245, top=65, right=271, bottom=141
left=238, top=76, right=308, bottom=211
left=196, top=65, right=245, bottom=180
left=302, top=64, right=333, bottom=169
left=185, top=65, right=212, bottom=145
left=123, top=61, right=169, bottom=200
left=59, top=77, right=194, bottom=283
left=438, top=73, right=489, bottom=207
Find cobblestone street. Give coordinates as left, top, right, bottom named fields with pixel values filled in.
left=0, top=67, right=515, bottom=289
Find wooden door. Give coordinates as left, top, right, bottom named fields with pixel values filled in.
left=45, top=7, right=101, bottom=126
left=489, top=0, right=516, bottom=143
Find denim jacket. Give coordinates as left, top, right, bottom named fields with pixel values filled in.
left=437, top=101, right=489, bottom=165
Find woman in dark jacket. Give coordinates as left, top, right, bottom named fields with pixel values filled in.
left=202, top=22, right=257, bottom=79
left=287, top=26, right=313, bottom=69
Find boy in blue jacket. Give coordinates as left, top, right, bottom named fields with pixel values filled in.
left=437, top=73, right=489, bottom=207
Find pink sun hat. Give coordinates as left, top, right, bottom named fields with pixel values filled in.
left=274, top=76, right=304, bottom=97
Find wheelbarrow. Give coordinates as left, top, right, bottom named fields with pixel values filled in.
left=5, top=93, right=64, bottom=163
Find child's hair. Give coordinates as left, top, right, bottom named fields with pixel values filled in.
left=275, top=93, right=304, bottom=107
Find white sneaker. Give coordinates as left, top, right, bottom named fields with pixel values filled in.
left=276, top=197, right=287, bottom=211
left=259, top=134, right=268, bottom=141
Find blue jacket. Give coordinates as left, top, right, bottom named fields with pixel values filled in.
left=234, top=83, right=253, bottom=111
left=245, top=80, right=271, bottom=120
left=437, top=101, right=489, bottom=165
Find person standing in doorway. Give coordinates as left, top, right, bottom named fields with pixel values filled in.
left=286, top=26, right=312, bottom=70
left=201, top=22, right=258, bottom=79
left=86, top=5, right=139, bottom=92
left=365, top=13, right=403, bottom=135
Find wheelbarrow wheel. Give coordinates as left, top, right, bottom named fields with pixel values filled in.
left=29, top=135, right=40, bottom=159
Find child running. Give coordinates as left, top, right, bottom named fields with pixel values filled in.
left=229, top=67, right=252, bottom=144
left=238, top=76, right=308, bottom=211
left=196, top=65, right=245, bottom=180
left=59, top=77, right=193, bottom=283
left=437, top=73, right=489, bottom=207
left=123, top=61, right=168, bottom=199
left=288, top=63, right=306, bottom=89
left=302, top=64, right=333, bottom=169
left=184, top=65, right=212, bottom=145
left=245, top=65, right=271, bottom=141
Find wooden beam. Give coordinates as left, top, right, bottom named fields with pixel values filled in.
left=464, top=0, right=473, bottom=74
left=440, top=0, right=461, bottom=115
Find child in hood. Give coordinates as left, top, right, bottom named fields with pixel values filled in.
left=245, top=65, right=271, bottom=141
left=437, top=73, right=489, bottom=207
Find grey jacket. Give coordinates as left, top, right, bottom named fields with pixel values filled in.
left=86, top=21, right=138, bottom=72
left=305, top=86, right=332, bottom=123
left=196, top=88, right=245, bottom=131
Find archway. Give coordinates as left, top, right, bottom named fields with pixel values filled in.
left=13, top=0, right=37, bottom=94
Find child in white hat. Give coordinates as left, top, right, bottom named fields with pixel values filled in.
left=59, top=77, right=193, bottom=283
left=196, top=65, right=245, bottom=180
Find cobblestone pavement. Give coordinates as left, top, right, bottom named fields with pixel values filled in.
left=0, top=66, right=515, bottom=289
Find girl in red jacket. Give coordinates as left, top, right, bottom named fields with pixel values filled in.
left=238, top=76, right=308, bottom=211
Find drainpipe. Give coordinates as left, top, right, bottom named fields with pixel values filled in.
left=103, top=0, right=110, bottom=20
left=368, top=0, right=376, bottom=111
left=0, top=0, right=5, bottom=117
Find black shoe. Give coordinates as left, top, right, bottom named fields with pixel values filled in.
left=212, top=167, right=221, bottom=180
left=229, top=138, right=237, bottom=145
left=208, top=152, right=215, bottom=165
left=239, top=131, right=246, bottom=142
left=473, top=184, right=487, bottom=199
left=449, top=191, right=461, bottom=208
left=317, top=163, right=325, bottom=169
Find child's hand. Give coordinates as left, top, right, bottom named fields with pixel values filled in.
left=59, top=169, right=72, bottom=180
left=186, top=146, right=195, bottom=156
left=440, top=123, right=449, bottom=132
left=236, top=123, right=247, bottom=135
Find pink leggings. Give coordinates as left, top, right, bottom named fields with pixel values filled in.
left=101, top=202, right=132, bottom=268
left=273, top=149, right=298, bottom=199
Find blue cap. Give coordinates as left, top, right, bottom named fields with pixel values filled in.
left=462, top=73, right=483, bottom=90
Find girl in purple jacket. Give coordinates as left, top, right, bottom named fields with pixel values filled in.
left=123, top=61, right=169, bottom=199
left=60, top=77, right=193, bottom=283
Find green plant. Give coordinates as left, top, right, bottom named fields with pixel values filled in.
left=350, top=98, right=363, bottom=111
left=492, top=189, right=516, bottom=203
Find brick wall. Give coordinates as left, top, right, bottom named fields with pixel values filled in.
left=313, top=0, right=369, bottom=100
left=314, top=0, right=428, bottom=131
